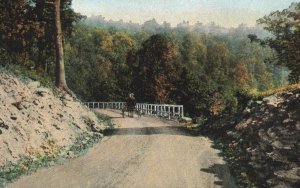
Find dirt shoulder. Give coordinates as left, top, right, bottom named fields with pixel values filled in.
left=7, top=110, right=235, bottom=188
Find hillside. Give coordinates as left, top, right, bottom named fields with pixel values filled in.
left=0, top=71, right=105, bottom=170
left=199, top=88, right=300, bottom=187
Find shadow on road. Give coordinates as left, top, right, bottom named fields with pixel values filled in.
left=200, top=164, right=238, bottom=188
left=103, top=126, right=199, bottom=137
left=98, top=110, right=238, bottom=188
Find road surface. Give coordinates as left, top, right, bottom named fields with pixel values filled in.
left=7, top=110, right=236, bottom=188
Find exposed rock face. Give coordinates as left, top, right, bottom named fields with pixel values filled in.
left=234, top=90, right=300, bottom=187
left=0, top=72, right=105, bottom=167
left=201, top=88, right=300, bottom=187
left=236, top=90, right=300, bottom=187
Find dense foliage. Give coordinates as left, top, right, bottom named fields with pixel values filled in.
left=64, top=22, right=287, bottom=117
left=250, top=2, right=300, bottom=83
left=1, top=1, right=294, bottom=118
left=0, top=0, right=82, bottom=71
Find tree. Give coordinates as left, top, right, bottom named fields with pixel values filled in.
left=134, top=34, right=178, bottom=103
left=205, top=42, right=230, bottom=82
left=0, top=0, right=42, bottom=65
left=256, top=2, right=300, bottom=83
left=50, top=0, right=67, bottom=91
left=0, top=0, right=81, bottom=72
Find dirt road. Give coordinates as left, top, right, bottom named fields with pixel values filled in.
left=7, top=110, right=236, bottom=188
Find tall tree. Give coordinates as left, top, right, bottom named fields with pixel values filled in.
left=255, top=2, right=300, bottom=83
left=134, top=34, right=178, bottom=103
left=53, top=0, right=66, bottom=89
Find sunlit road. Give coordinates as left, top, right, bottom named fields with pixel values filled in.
left=7, top=110, right=235, bottom=188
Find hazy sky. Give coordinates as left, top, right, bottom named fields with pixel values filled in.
left=72, top=0, right=297, bottom=28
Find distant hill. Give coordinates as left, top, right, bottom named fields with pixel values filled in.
left=84, top=15, right=270, bottom=38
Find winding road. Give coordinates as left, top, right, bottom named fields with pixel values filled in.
left=7, top=110, right=236, bottom=188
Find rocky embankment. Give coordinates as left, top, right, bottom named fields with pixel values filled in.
left=200, top=89, right=300, bottom=187
left=0, top=71, right=105, bottom=168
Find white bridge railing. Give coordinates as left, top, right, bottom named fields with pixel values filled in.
left=84, top=102, right=184, bottom=120
left=84, top=102, right=125, bottom=110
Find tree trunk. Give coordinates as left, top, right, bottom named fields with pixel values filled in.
left=53, top=0, right=69, bottom=92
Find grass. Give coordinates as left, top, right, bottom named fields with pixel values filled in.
left=95, top=113, right=114, bottom=129
left=254, top=83, right=300, bottom=98
left=0, top=132, right=103, bottom=188
left=0, top=64, right=57, bottom=93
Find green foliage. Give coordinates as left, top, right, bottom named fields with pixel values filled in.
left=256, top=2, right=300, bottom=83
left=0, top=0, right=82, bottom=76
left=95, top=114, right=114, bottom=129
left=133, top=34, right=178, bottom=103
left=5, top=64, right=54, bottom=88
left=0, top=2, right=290, bottom=118
left=62, top=21, right=289, bottom=118
left=64, top=23, right=136, bottom=101
left=254, top=83, right=300, bottom=98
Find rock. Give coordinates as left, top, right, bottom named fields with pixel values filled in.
left=35, top=88, right=50, bottom=97
left=267, top=128, right=277, bottom=139
left=283, top=119, right=293, bottom=124
left=243, top=107, right=251, bottom=113
left=274, top=168, right=300, bottom=183
left=62, top=94, right=73, bottom=102
left=10, top=116, right=17, bottom=120
left=67, top=151, right=75, bottom=158
left=0, top=121, right=9, bottom=130
left=0, top=72, right=105, bottom=172
left=27, top=81, right=40, bottom=89
left=93, top=132, right=103, bottom=137
left=14, top=95, right=24, bottom=102
left=33, top=99, right=39, bottom=106
left=272, top=141, right=284, bottom=149
left=57, top=113, right=63, bottom=118
left=12, top=101, right=24, bottom=110
left=258, top=129, right=271, bottom=142
left=227, top=131, right=239, bottom=138
left=256, top=101, right=263, bottom=105
left=181, top=117, right=192, bottom=123
left=296, top=123, right=300, bottom=130
left=52, top=124, right=61, bottom=130
left=91, top=122, right=103, bottom=132
left=49, top=161, right=55, bottom=166
left=240, top=172, right=247, bottom=178
left=247, top=100, right=254, bottom=106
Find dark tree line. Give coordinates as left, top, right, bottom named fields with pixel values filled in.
left=0, top=0, right=82, bottom=91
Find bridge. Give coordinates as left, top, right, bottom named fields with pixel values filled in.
left=84, top=102, right=184, bottom=120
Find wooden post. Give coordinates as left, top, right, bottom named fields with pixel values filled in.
left=172, top=106, right=175, bottom=118
left=147, top=104, right=149, bottom=115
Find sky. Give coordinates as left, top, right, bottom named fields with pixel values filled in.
left=72, top=0, right=297, bottom=28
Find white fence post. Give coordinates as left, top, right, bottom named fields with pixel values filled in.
left=85, top=101, right=184, bottom=119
